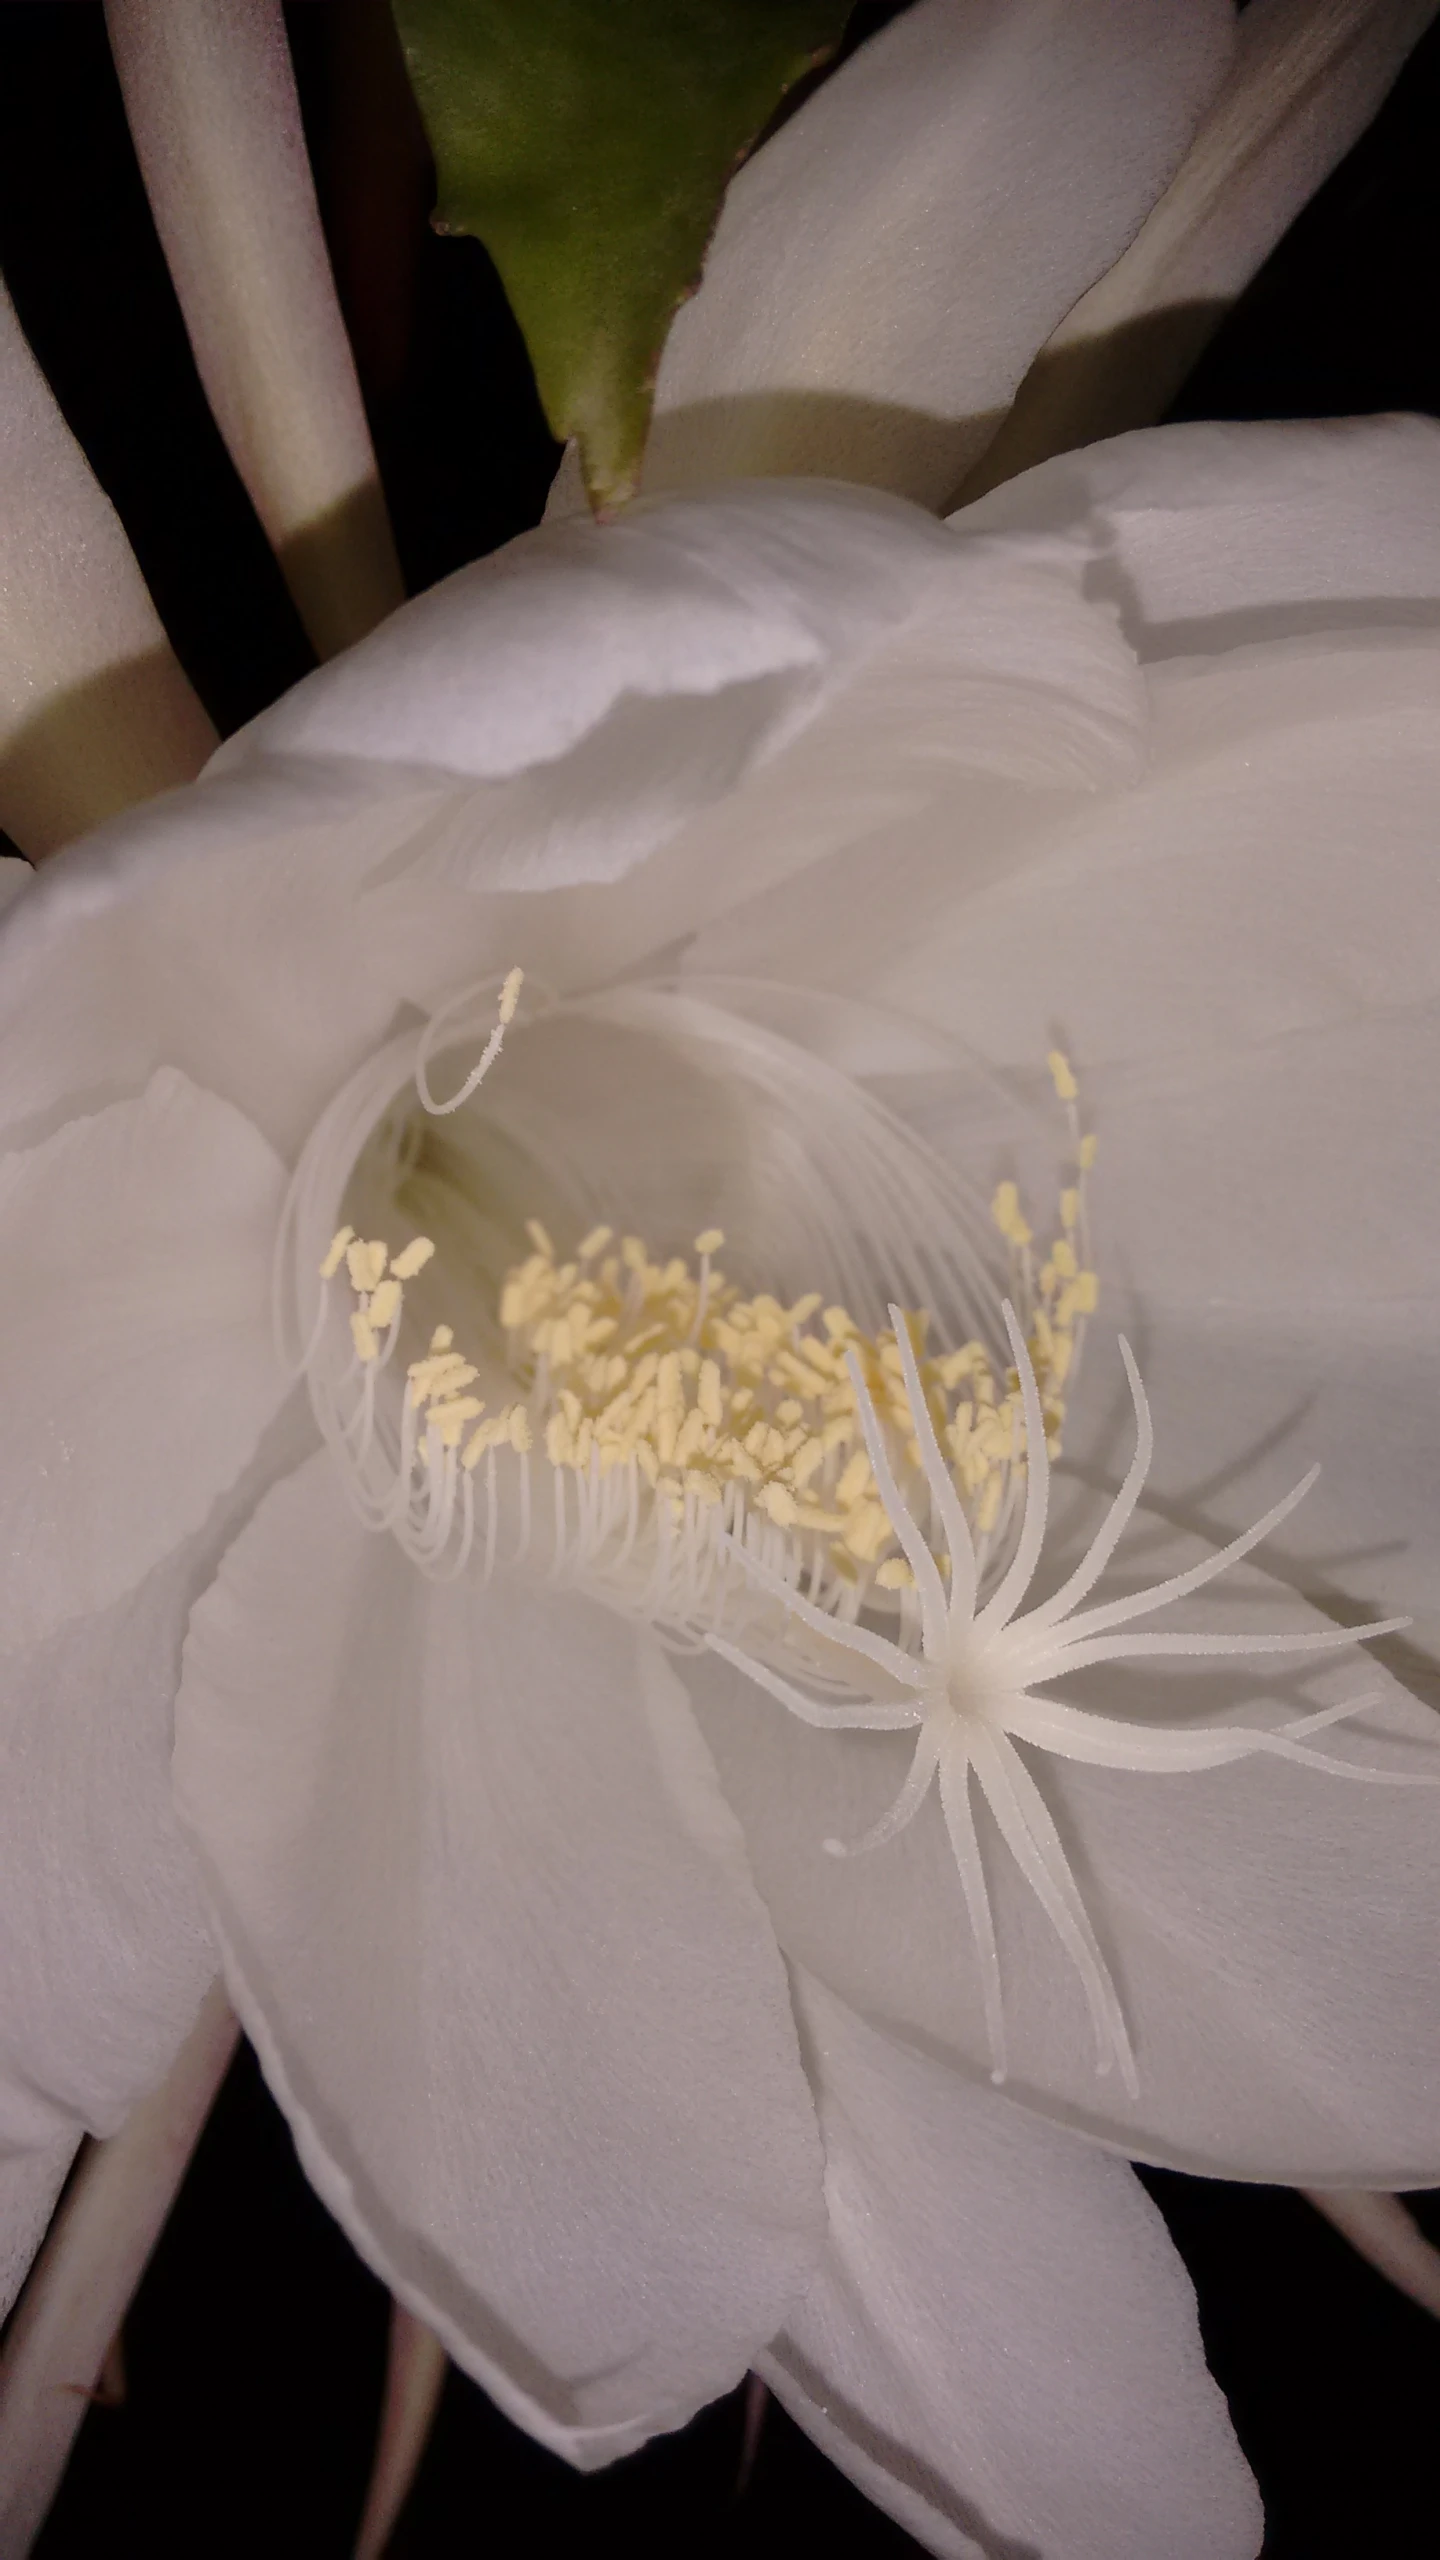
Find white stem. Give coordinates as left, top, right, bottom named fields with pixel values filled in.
left=0, top=1981, right=239, bottom=2557
left=352, top=2304, right=448, bottom=2560
left=1302, top=2188, right=1440, bottom=2322
left=0, top=280, right=216, bottom=859
left=105, top=0, right=404, bottom=659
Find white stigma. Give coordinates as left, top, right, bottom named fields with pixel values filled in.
left=707, top=1305, right=1417, bottom=2099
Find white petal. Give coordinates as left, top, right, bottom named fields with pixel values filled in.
left=0, top=2145, right=78, bottom=2326
left=683, top=1526, right=1440, bottom=2186
left=0, top=1546, right=221, bottom=2156
left=964, top=0, right=1440, bottom=495
left=0, top=485, right=951, bottom=1157
left=107, top=0, right=403, bottom=658
left=0, top=1071, right=290, bottom=1650
left=646, top=0, right=1234, bottom=509
left=0, top=277, right=215, bottom=859
left=173, top=1453, right=824, bottom=2461
left=688, top=625, right=1440, bottom=1085
left=0, top=770, right=435, bottom=1162
left=356, top=524, right=1142, bottom=1013
left=221, top=482, right=951, bottom=802
left=763, top=1970, right=1261, bottom=2560
left=957, top=411, right=1440, bottom=651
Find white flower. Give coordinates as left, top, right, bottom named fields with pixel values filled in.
left=2, top=418, right=1439, bottom=2558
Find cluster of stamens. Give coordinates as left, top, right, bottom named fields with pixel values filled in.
left=316, top=1055, right=1096, bottom=1641
left=294, top=979, right=1426, bottom=2100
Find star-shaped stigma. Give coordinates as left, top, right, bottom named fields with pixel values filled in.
left=708, top=1305, right=1417, bottom=2099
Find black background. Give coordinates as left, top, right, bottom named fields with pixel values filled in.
left=2, top=4, right=1438, bottom=2552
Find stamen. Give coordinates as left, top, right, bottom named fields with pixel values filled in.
left=414, top=967, right=524, bottom=1117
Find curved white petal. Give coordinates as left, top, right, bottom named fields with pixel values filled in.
left=172, top=1452, right=824, bottom=2461
left=0, top=761, right=454, bottom=1163
left=0, top=1071, right=290, bottom=1649
left=646, top=0, right=1234, bottom=509
left=957, top=412, right=1440, bottom=653
left=105, top=0, right=402, bottom=658
left=763, top=1970, right=1261, bottom=2560
left=0, top=1549, right=220, bottom=2155
left=358, top=527, right=1146, bottom=1014
left=0, top=277, right=215, bottom=859
left=965, top=0, right=1440, bottom=498
left=0, top=2146, right=77, bottom=2327
left=0, top=484, right=955, bottom=1156
left=684, top=1515, right=1440, bottom=2186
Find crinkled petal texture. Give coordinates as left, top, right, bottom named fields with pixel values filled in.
left=0, top=483, right=955, bottom=1161
left=172, top=1453, right=824, bottom=2462
left=764, top=1971, right=1261, bottom=2560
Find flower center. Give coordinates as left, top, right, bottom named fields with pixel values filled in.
left=281, top=972, right=1424, bottom=2102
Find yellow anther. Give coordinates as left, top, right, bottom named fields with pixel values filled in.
left=350, top=1309, right=379, bottom=1363
left=758, top=1483, right=799, bottom=1528
left=389, top=1237, right=436, bottom=1282
left=876, top=1557, right=915, bottom=1590
left=1060, top=1188, right=1080, bottom=1231
left=525, top=1219, right=555, bottom=1258
left=991, top=1182, right=1033, bottom=1249
left=508, top=1406, right=533, bottom=1454
left=1079, top=1133, right=1098, bottom=1170
left=1048, top=1049, right=1079, bottom=1103
left=498, top=965, right=524, bottom=1025
left=578, top=1225, right=613, bottom=1260
left=693, top=1227, right=725, bottom=1256
left=319, top=1225, right=354, bottom=1280
left=697, top=1361, right=723, bottom=1428
left=430, top=1325, right=454, bottom=1351
left=367, top=1278, right=402, bottom=1333
left=347, top=1237, right=388, bottom=1295
left=432, top=1397, right=484, bottom=1448
left=836, top=1449, right=873, bottom=1508
left=790, top=1437, right=826, bottom=1490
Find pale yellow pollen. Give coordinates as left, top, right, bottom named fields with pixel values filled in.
left=367, top=1277, right=402, bottom=1333
left=498, top=965, right=524, bottom=1025
left=991, top=1182, right=1032, bottom=1249
left=346, top=1236, right=389, bottom=1295
left=1048, top=1049, right=1079, bottom=1104
left=325, top=1054, right=1095, bottom=1597
left=1079, top=1133, right=1098, bottom=1170
left=389, top=1236, right=436, bottom=1281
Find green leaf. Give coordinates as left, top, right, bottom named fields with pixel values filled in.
left=390, top=0, right=851, bottom=512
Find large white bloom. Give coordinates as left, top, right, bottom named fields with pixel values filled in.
left=2, top=416, right=1439, bottom=2557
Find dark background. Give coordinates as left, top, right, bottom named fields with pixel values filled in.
left=1, top=3, right=1438, bottom=2552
